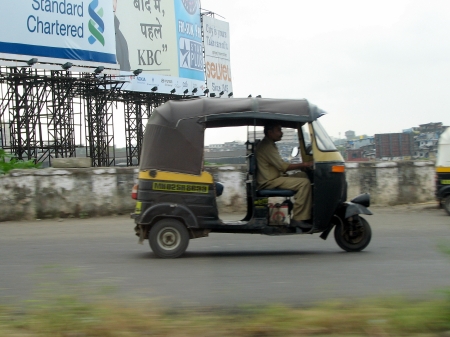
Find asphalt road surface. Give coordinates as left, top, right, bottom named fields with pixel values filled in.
left=1, top=203, right=450, bottom=307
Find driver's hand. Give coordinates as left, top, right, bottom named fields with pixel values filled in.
left=302, top=162, right=314, bottom=170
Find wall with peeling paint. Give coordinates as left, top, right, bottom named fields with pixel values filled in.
left=345, top=161, right=435, bottom=205
left=0, top=161, right=435, bottom=221
left=0, top=168, right=138, bottom=221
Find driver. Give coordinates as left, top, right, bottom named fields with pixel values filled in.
left=256, top=122, right=313, bottom=229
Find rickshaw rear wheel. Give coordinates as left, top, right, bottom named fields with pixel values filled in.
left=334, top=216, right=371, bottom=252
left=149, top=219, right=190, bottom=258
left=444, top=196, right=450, bottom=216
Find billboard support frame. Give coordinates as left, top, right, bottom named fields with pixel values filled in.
left=45, top=70, right=79, bottom=162
left=122, top=91, right=182, bottom=166
left=0, top=66, right=195, bottom=168
left=83, top=75, right=125, bottom=167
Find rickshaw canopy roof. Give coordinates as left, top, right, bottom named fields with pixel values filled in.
left=140, top=97, right=326, bottom=175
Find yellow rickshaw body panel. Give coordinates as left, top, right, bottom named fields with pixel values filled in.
left=139, top=170, right=214, bottom=184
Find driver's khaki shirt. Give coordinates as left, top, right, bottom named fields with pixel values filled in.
left=255, top=137, right=290, bottom=189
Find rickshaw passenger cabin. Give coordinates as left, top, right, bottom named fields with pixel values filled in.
left=131, top=97, right=373, bottom=258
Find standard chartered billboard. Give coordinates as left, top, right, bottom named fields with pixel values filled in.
left=0, top=1, right=233, bottom=96
left=0, top=0, right=116, bottom=65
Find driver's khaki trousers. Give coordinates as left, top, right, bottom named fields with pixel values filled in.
left=263, top=172, right=312, bottom=221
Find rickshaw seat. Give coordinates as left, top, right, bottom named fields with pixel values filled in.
left=256, top=189, right=296, bottom=197
left=248, top=149, right=296, bottom=198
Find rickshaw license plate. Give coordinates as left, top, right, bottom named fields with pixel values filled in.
left=134, top=202, right=142, bottom=214
left=441, top=180, right=450, bottom=185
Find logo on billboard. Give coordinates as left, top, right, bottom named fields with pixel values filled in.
left=182, top=0, right=198, bottom=14
left=88, top=0, right=105, bottom=46
left=179, top=38, right=203, bottom=71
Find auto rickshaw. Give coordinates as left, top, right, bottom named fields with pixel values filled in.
left=130, top=97, right=372, bottom=258
left=436, top=126, right=450, bottom=215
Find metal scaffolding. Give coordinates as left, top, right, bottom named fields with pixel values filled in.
left=1, top=67, right=49, bottom=161
left=0, top=65, right=186, bottom=167
left=121, top=91, right=179, bottom=166
left=44, top=70, right=79, bottom=161
left=123, top=93, right=145, bottom=167
left=82, top=74, right=124, bottom=167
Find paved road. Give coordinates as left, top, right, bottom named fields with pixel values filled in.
left=1, top=203, right=450, bottom=307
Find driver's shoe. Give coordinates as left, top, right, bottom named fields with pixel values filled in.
left=290, top=219, right=313, bottom=229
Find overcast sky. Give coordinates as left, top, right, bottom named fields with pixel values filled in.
left=200, top=0, right=450, bottom=144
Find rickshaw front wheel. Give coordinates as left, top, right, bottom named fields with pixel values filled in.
left=334, top=216, right=371, bottom=252
left=149, top=219, right=190, bottom=258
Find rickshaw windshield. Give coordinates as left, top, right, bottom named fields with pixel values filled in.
left=312, top=120, right=337, bottom=151
left=301, top=123, right=312, bottom=151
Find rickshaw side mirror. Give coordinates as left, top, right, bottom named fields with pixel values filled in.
left=291, top=147, right=299, bottom=157
left=215, top=182, right=224, bottom=197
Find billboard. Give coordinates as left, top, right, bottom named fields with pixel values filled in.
left=202, top=16, right=232, bottom=97
left=0, top=1, right=223, bottom=96
left=114, top=0, right=205, bottom=95
left=0, top=0, right=116, bottom=66
left=113, top=0, right=176, bottom=73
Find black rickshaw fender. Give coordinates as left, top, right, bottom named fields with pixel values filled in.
left=436, top=185, right=450, bottom=200
left=319, top=202, right=373, bottom=241
left=138, top=202, right=199, bottom=229
left=343, top=201, right=373, bottom=218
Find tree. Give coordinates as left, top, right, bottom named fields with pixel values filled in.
left=0, top=149, right=41, bottom=174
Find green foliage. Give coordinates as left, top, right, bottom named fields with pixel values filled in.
left=0, top=148, right=41, bottom=175
left=2, top=242, right=450, bottom=336
left=439, top=243, right=450, bottom=255
left=0, top=296, right=450, bottom=336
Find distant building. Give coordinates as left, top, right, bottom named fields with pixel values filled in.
left=345, top=130, right=356, bottom=139
left=412, top=123, right=447, bottom=160
left=347, top=149, right=367, bottom=161
left=204, top=122, right=448, bottom=164
left=204, top=140, right=246, bottom=164
left=205, top=141, right=245, bottom=152
left=375, top=133, right=414, bottom=160
left=333, top=138, right=347, bottom=147
left=402, top=128, right=415, bottom=134
left=346, top=137, right=374, bottom=150
left=346, top=136, right=375, bottom=161
left=204, top=128, right=300, bottom=164
left=203, top=149, right=246, bottom=164
left=362, top=144, right=376, bottom=159
left=334, top=122, right=447, bottom=162
left=418, top=122, right=445, bottom=133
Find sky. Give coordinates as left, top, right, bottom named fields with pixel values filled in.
left=199, top=0, right=450, bottom=144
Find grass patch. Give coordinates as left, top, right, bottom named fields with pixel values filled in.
left=1, top=266, right=450, bottom=336
left=0, top=148, right=41, bottom=174
left=438, top=241, right=450, bottom=256
left=0, top=295, right=449, bottom=336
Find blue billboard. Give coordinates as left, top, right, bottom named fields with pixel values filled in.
left=0, top=0, right=116, bottom=65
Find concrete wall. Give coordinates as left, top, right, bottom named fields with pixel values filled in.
left=0, top=161, right=436, bottom=221
left=345, top=161, right=435, bottom=205
left=0, top=168, right=137, bottom=221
